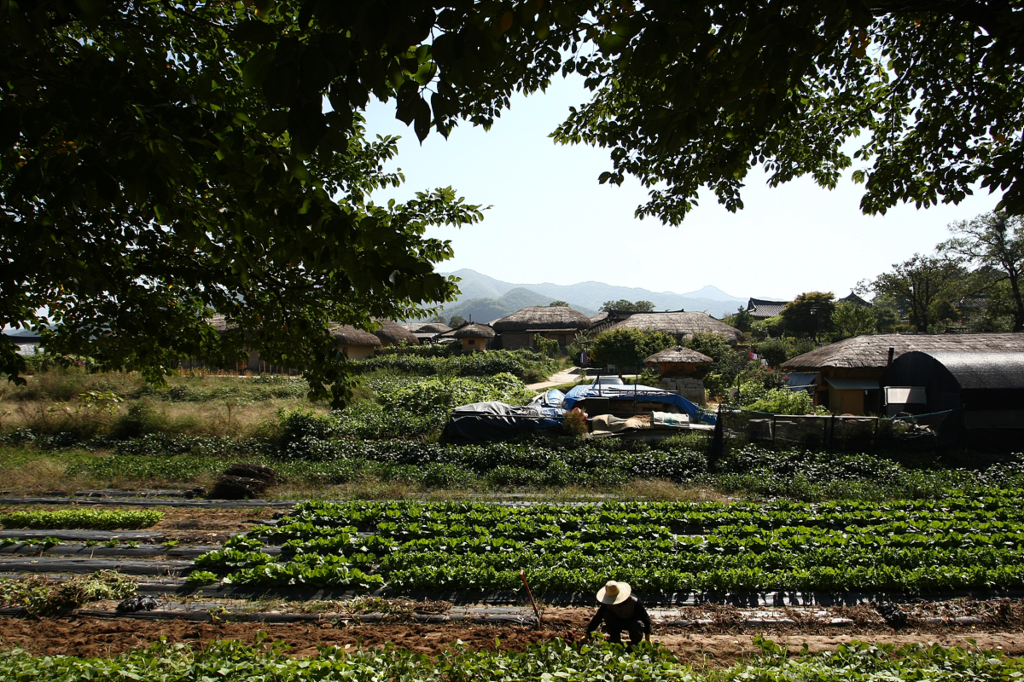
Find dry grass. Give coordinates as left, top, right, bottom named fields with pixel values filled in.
left=0, top=455, right=95, bottom=493
left=0, top=396, right=319, bottom=440
left=616, top=479, right=730, bottom=503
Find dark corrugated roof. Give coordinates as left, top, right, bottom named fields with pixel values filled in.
left=924, top=351, right=1024, bottom=390
left=783, top=333, right=1024, bottom=371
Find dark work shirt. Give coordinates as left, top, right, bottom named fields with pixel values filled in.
left=586, top=595, right=652, bottom=635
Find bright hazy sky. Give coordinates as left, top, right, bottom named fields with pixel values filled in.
left=364, top=75, right=1001, bottom=302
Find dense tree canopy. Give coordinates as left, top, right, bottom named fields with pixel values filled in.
left=941, top=212, right=1024, bottom=331
left=600, top=299, right=655, bottom=313
left=864, top=254, right=970, bottom=332
left=6, top=0, right=1023, bottom=394
left=590, top=328, right=674, bottom=371
left=553, top=0, right=1024, bottom=223
left=780, top=292, right=836, bottom=339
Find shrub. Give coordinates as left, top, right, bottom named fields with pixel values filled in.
left=590, top=329, right=675, bottom=372
left=745, top=388, right=827, bottom=415
left=420, top=462, right=476, bottom=489
left=685, top=332, right=748, bottom=397
left=278, top=409, right=337, bottom=446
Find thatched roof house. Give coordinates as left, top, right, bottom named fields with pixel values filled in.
left=604, top=311, right=744, bottom=345
left=330, top=324, right=382, bottom=360
left=493, top=306, right=592, bottom=332
left=372, top=319, right=419, bottom=347
left=492, top=306, right=592, bottom=350
left=782, top=333, right=1024, bottom=415
left=644, top=346, right=713, bottom=406
left=417, top=323, right=452, bottom=334
left=452, top=323, right=496, bottom=339
left=450, top=322, right=495, bottom=352
left=644, top=346, right=713, bottom=366
left=782, top=333, right=1024, bottom=372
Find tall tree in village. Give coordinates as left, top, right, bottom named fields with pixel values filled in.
left=864, top=255, right=969, bottom=332
left=5, top=1, right=1024, bottom=389
left=832, top=301, right=877, bottom=339
left=940, top=212, right=1024, bottom=332
left=780, top=293, right=836, bottom=340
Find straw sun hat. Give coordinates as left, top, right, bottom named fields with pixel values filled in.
left=596, top=580, right=632, bottom=605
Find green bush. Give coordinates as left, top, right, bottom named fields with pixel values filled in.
left=685, top=332, right=748, bottom=398
left=333, top=374, right=532, bottom=440
left=745, top=388, right=827, bottom=415
left=590, top=329, right=675, bottom=371
left=419, top=463, right=476, bottom=489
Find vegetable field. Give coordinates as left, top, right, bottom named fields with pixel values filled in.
left=2, top=637, right=1022, bottom=682
left=197, top=495, right=1024, bottom=597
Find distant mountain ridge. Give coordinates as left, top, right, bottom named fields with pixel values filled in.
left=409, top=269, right=748, bottom=324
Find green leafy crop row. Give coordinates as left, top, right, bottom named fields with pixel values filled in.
left=0, top=509, right=163, bottom=530
left=0, top=638, right=1020, bottom=682
left=195, top=496, right=1024, bottom=596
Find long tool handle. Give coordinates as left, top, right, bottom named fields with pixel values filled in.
left=519, top=570, right=542, bottom=626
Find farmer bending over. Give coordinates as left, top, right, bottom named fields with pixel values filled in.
left=586, top=580, right=651, bottom=647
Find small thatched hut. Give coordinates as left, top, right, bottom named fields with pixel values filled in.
left=415, top=323, right=451, bottom=334
left=644, top=346, right=713, bottom=376
left=451, top=323, right=495, bottom=352
left=492, top=306, right=592, bottom=350
left=372, top=319, right=419, bottom=347
left=600, top=311, right=743, bottom=345
left=330, top=324, right=382, bottom=360
left=643, top=346, right=714, bottom=406
left=782, top=333, right=1024, bottom=415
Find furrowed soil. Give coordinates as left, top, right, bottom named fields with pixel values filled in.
left=2, top=610, right=1024, bottom=665
left=4, top=502, right=1024, bottom=664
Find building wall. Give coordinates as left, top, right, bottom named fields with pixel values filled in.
left=499, top=332, right=532, bottom=350
left=339, top=344, right=376, bottom=360
left=827, top=386, right=865, bottom=415
left=816, top=367, right=884, bottom=415
left=460, top=337, right=489, bottom=352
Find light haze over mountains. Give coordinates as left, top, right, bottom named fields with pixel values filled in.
left=421, top=269, right=754, bottom=323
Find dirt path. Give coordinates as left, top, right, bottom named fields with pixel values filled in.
left=2, top=610, right=1023, bottom=663
left=527, top=367, right=587, bottom=391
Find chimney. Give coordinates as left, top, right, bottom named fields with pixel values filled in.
left=887, top=347, right=894, bottom=367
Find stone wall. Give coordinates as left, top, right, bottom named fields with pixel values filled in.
left=659, top=377, right=706, bottom=406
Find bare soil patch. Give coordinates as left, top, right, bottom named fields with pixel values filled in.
left=2, top=606, right=1024, bottom=663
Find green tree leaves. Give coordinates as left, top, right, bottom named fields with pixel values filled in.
left=591, top=328, right=675, bottom=371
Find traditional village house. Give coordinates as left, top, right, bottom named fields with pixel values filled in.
left=451, top=322, right=495, bottom=352
left=745, top=298, right=791, bottom=321
left=330, top=324, right=382, bottom=360
left=643, top=346, right=714, bottom=406
left=838, top=292, right=872, bottom=307
left=592, top=310, right=744, bottom=345
left=399, top=322, right=452, bottom=344
left=492, top=306, right=592, bottom=350
left=781, top=333, right=1024, bottom=416
left=372, top=320, right=419, bottom=348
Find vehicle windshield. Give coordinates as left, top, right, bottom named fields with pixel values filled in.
left=591, top=376, right=624, bottom=386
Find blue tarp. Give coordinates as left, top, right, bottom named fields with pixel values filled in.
left=562, top=383, right=716, bottom=425
left=528, top=389, right=566, bottom=410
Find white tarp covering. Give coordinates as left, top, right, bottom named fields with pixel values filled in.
left=885, top=386, right=927, bottom=405
left=651, top=411, right=690, bottom=428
